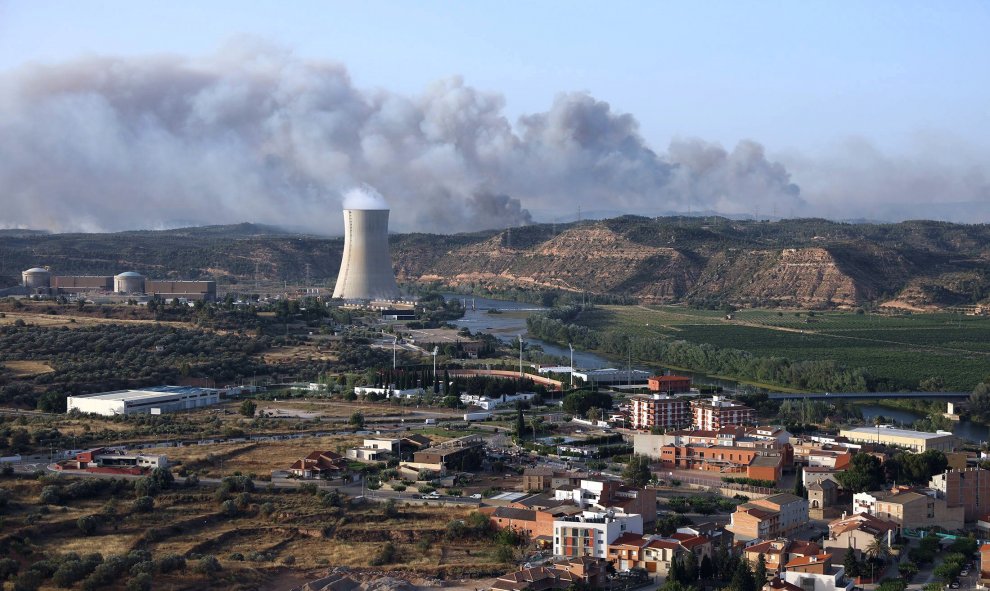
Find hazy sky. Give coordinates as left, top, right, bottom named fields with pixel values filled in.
left=1, top=1, right=988, bottom=232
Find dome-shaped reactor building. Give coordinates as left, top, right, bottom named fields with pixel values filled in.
left=332, top=208, right=401, bottom=300
left=22, top=267, right=51, bottom=289
left=114, top=271, right=145, bottom=294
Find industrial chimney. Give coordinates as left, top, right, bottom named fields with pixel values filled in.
left=332, top=207, right=401, bottom=300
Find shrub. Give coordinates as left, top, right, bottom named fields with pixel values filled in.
left=77, top=514, right=99, bottom=536
left=195, top=556, right=221, bottom=575
left=126, top=573, right=153, bottom=591
left=132, top=496, right=153, bottom=513
left=370, top=542, right=396, bottom=566
left=39, top=485, right=62, bottom=505
left=228, top=553, right=245, bottom=561
left=221, top=499, right=238, bottom=516
left=156, top=554, right=186, bottom=574
left=0, top=557, right=20, bottom=579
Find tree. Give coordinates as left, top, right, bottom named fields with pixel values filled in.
left=836, top=453, right=885, bottom=492
left=754, top=553, right=767, bottom=584
left=150, top=467, right=174, bottom=491
left=496, top=544, right=515, bottom=563
left=865, top=535, right=890, bottom=564
left=622, top=455, right=652, bottom=488
left=730, top=559, right=755, bottom=591
left=683, top=552, right=699, bottom=583
left=239, top=399, right=257, bottom=417
left=793, top=467, right=805, bottom=498
left=843, top=547, right=860, bottom=578
left=349, top=411, right=365, bottom=429
left=699, top=555, right=714, bottom=581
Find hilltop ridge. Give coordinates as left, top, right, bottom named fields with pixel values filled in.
left=1, top=216, right=988, bottom=309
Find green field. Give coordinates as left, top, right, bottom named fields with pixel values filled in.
left=574, top=306, right=990, bottom=391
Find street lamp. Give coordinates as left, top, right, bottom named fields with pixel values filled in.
left=432, top=346, right=439, bottom=392
left=518, top=335, right=524, bottom=377
left=568, top=343, right=574, bottom=389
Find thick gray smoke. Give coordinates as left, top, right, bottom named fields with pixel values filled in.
left=0, top=42, right=804, bottom=234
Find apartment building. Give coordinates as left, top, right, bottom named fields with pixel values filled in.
left=743, top=539, right=820, bottom=576
left=553, top=479, right=657, bottom=524
left=553, top=511, right=644, bottom=559
left=630, top=394, right=691, bottom=430
left=929, top=467, right=990, bottom=522
left=691, top=396, right=757, bottom=430
left=869, top=489, right=964, bottom=533
left=659, top=444, right=787, bottom=483
left=824, top=513, right=897, bottom=560
left=728, top=493, right=808, bottom=541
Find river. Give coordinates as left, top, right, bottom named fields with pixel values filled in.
left=859, top=404, right=990, bottom=445
left=445, top=294, right=738, bottom=390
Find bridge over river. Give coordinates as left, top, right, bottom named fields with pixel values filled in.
left=767, top=391, right=970, bottom=401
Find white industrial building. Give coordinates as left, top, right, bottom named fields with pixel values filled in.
left=572, top=368, right=651, bottom=385
left=66, top=386, right=220, bottom=416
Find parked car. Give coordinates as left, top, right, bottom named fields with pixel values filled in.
left=470, top=493, right=482, bottom=499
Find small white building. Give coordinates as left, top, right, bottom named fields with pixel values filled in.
left=460, top=392, right=535, bottom=410
left=67, top=386, right=220, bottom=416
left=781, top=556, right=853, bottom=591
left=354, top=386, right=424, bottom=399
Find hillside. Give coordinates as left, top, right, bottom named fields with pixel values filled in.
left=1, top=217, right=989, bottom=309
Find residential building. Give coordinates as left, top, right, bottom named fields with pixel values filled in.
left=807, top=479, right=840, bottom=519
left=929, top=467, right=990, bottom=522
left=691, top=396, right=757, bottom=430
left=553, top=479, right=657, bottom=524
left=659, top=444, right=787, bottom=483
left=410, top=435, right=483, bottom=472
left=869, top=488, right=964, bottom=533
left=630, top=394, right=691, bottom=430
left=838, top=426, right=957, bottom=452
left=728, top=493, right=808, bottom=541
left=607, top=532, right=713, bottom=574
left=553, top=510, right=644, bottom=559
left=523, top=468, right=585, bottom=492
left=824, top=513, right=897, bottom=560
left=743, top=539, right=820, bottom=576
left=781, top=554, right=853, bottom=591
left=58, top=448, right=168, bottom=472
left=491, top=557, right=607, bottom=591
left=980, top=543, right=990, bottom=588
left=647, top=375, right=692, bottom=394
left=764, top=579, right=803, bottom=591
left=288, top=450, right=347, bottom=479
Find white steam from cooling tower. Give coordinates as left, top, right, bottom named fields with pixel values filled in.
left=332, top=187, right=402, bottom=300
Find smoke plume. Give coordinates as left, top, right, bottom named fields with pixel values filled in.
left=0, top=41, right=808, bottom=234
left=342, top=186, right=389, bottom=210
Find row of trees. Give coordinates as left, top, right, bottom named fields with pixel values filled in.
left=527, top=310, right=871, bottom=392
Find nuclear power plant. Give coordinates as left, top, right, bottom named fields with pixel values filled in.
left=332, top=207, right=402, bottom=301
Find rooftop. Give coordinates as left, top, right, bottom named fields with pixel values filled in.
left=841, top=426, right=954, bottom=440
left=69, top=386, right=213, bottom=402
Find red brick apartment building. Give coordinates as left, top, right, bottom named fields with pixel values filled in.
left=659, top=444, right=787, bottom=483
left=691, top=396, right=757, bottom=430
left=929, top=467, right=990, bottom=522
left=631, top=394, right=691, bottom=430
left=647, top=375, right=692, bottom=393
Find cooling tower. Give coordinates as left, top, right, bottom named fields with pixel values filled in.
left=332, top=208, right=401, bottom=300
